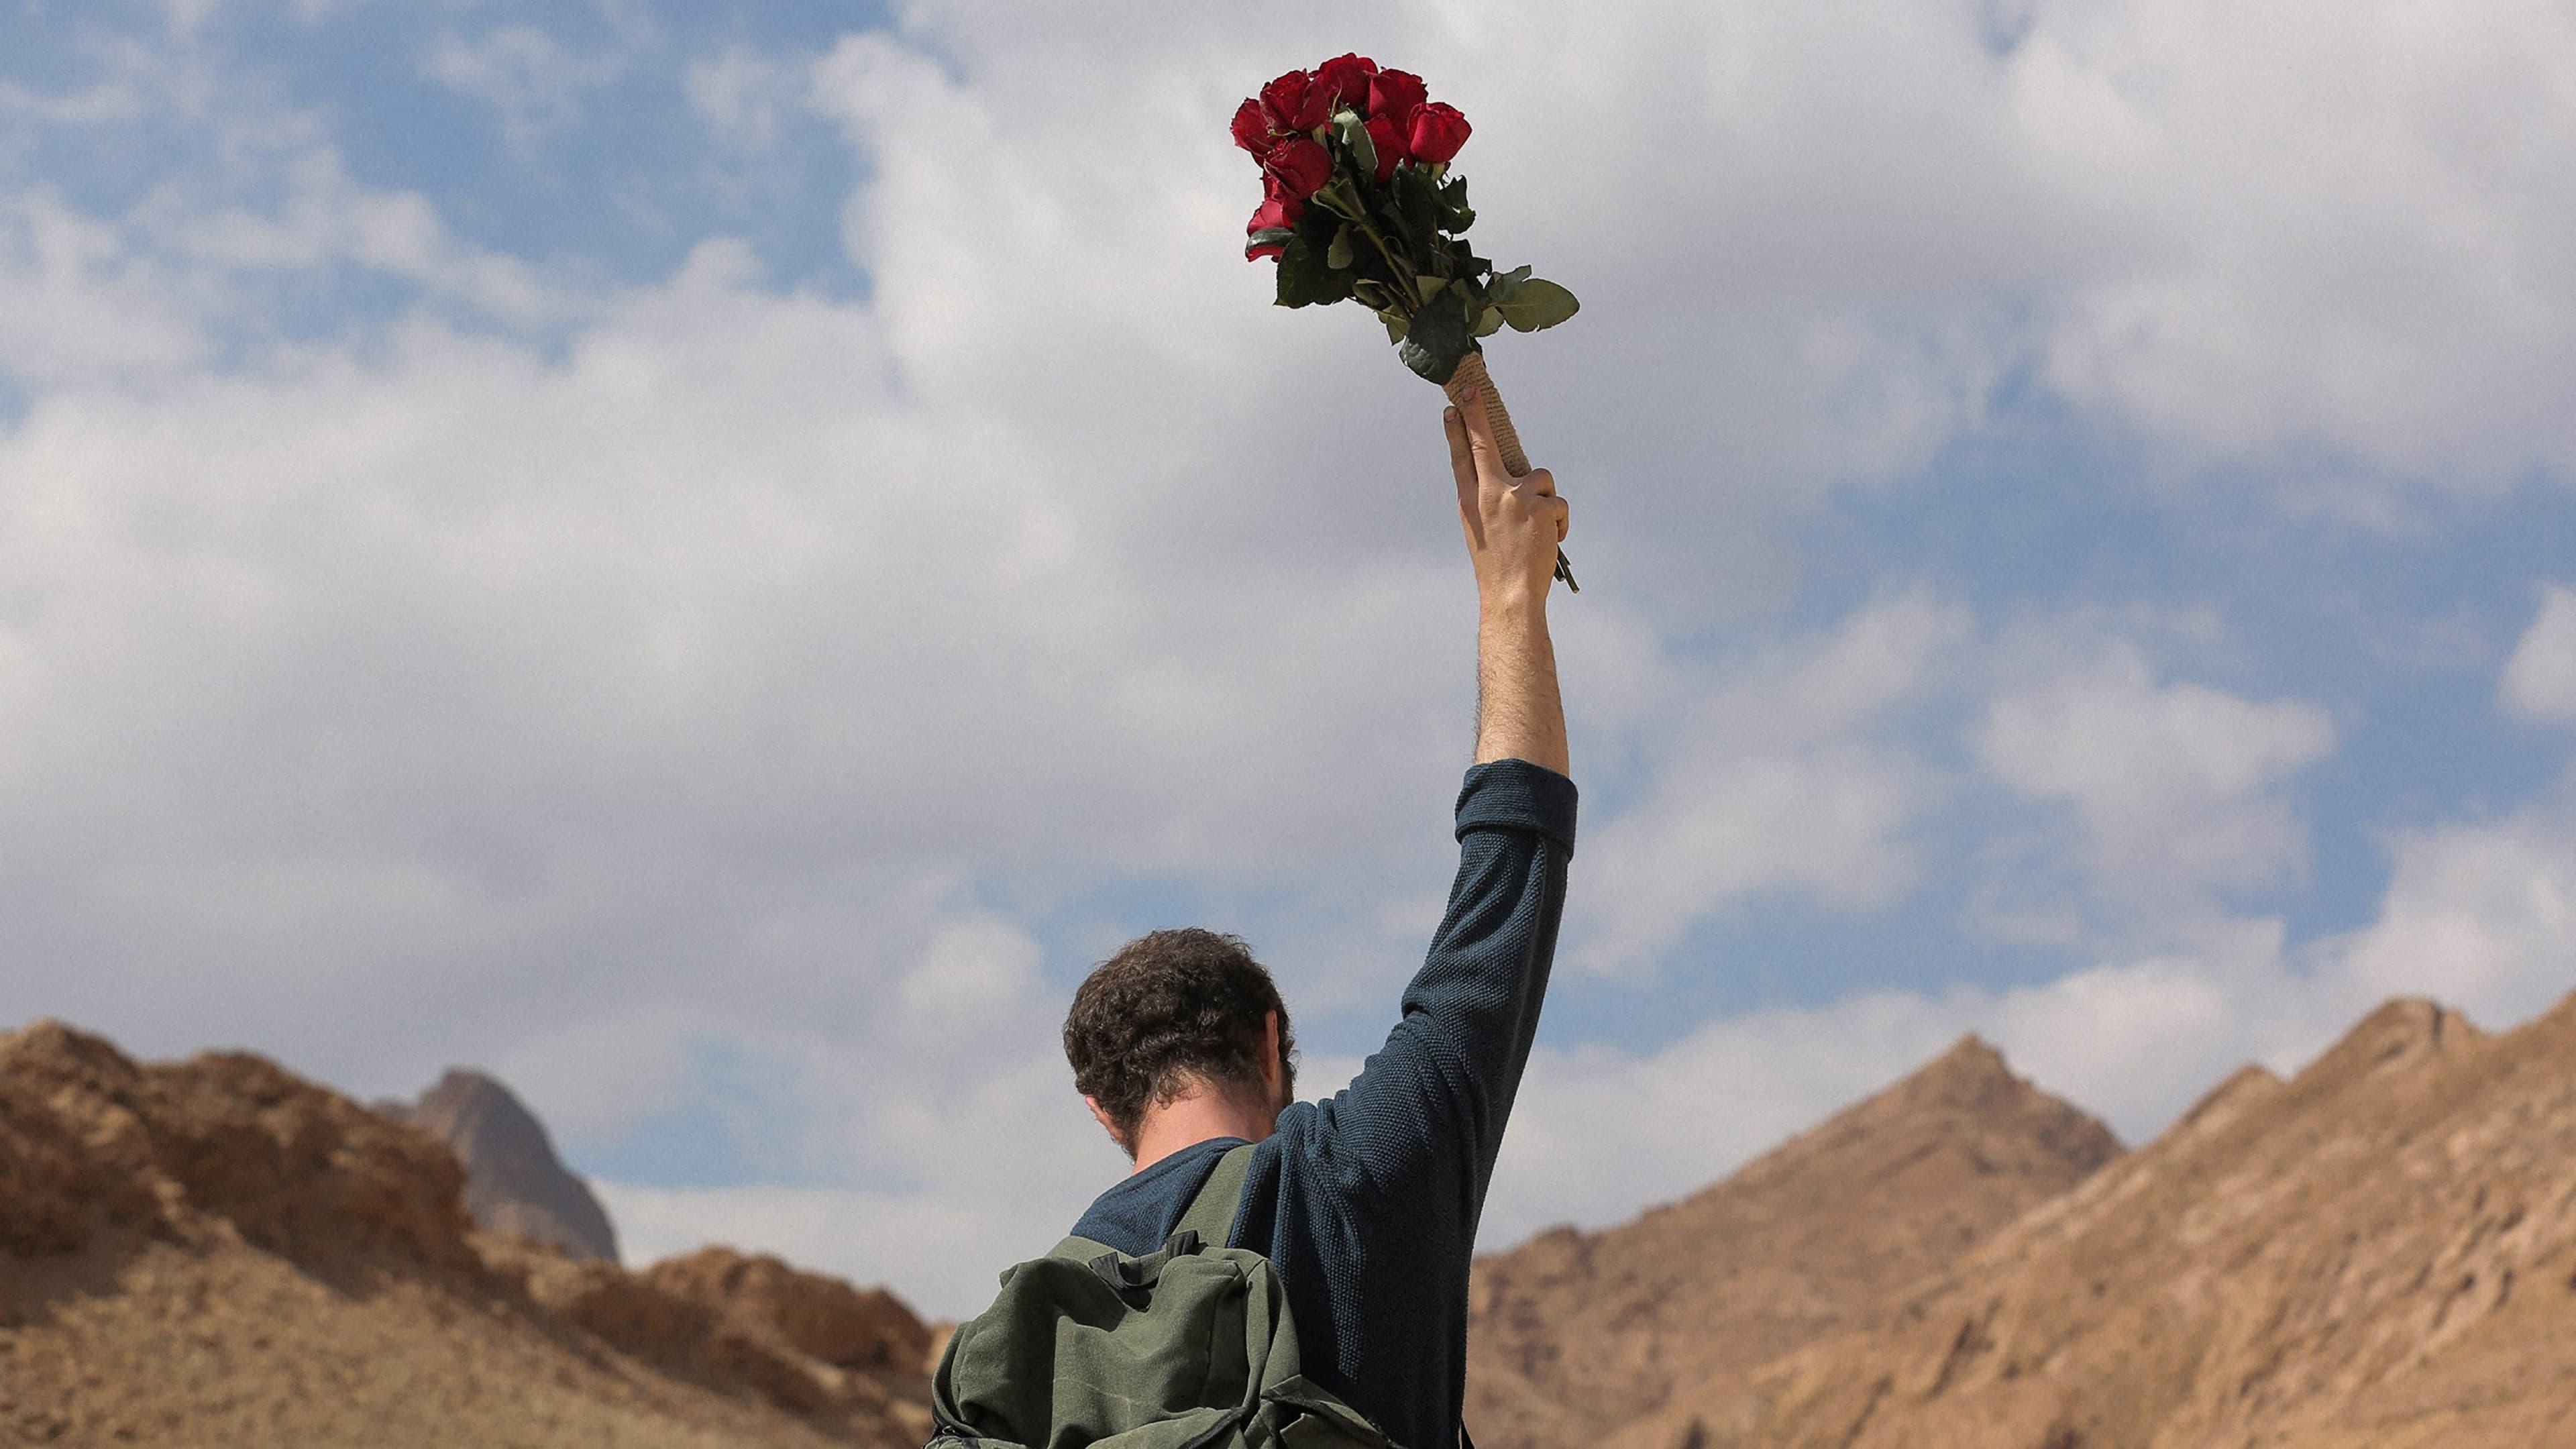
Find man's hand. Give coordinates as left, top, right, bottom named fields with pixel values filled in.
left=1446, top=388, right=1571, bottom=777
left=1446, top=388, right=1571, bottom=610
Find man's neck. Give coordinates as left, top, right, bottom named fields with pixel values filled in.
left=1129, top=1089, right=1277, bottom=1174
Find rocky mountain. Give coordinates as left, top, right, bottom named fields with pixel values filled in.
left=396, top=1067, right=619, bottom=1262
left=0, top=1020, right=934, bottom=1448
left=1467, top=1035, right=2125, bottom=1449
left=1686, top=994, right=2576, bottom=1449
left=1466, top=993, right=2576, bottom=1449
left=15, top=990, right=2574, bottom=1448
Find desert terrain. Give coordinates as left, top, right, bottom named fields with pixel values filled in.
left=7, top=991, right=2573, bottom=1446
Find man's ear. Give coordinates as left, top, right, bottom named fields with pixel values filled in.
left=1083, top=1095, right=1134, bottom=1158
left=1262, top=1011, right=1283, bottom=1102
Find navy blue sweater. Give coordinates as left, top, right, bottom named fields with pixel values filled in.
left=1069, top=759, right=1577, bottom=1449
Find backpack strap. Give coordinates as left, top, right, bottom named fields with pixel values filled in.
left=1175, top=1142, right=1254, bottom=1248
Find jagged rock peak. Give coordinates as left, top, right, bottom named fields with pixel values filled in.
left=1907, top=1032, right=2017, bottom=1093
left=402, top=1068, right=619, bottom=1263
left=2300, top=996, right=2485, bottom=1089
left=1464, top=1031, right=2124, bottom=1449
left=2169, top=1061, right=2285, bottom=1141
left=1933, top=1031, right=2008, bottom=1072
left=1841, top=1033, right=2122, bottom=1167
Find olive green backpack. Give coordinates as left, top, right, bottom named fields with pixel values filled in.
left=926, top=1144, right=1399, bottom=1449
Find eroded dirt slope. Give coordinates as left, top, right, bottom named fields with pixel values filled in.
left=1660, top=995, right=2576, bottom=1449
left=0, top=1020, right=932, bottom=1448
left=1466, top=1036, right=2123, bottom=1449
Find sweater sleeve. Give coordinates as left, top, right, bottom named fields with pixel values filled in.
left=1301, top=757, right=1578, bottom=1226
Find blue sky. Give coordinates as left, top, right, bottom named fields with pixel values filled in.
left=6, top=0, right=2575, bottom=1317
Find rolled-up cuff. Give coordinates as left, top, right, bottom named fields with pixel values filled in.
left=1453, top=759, right=1578, bottom=857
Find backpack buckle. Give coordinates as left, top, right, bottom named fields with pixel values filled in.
left=1087, top=1228, right=1204, bottom=1306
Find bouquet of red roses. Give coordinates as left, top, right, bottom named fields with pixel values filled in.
left=1236, top=54, right=1580, bottom=589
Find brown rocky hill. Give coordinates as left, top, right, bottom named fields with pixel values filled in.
left=1467, top=1036, right=2124, bottom=1449
left=1608, top=993, right=2576, bottom=1449
left=398, top=1067, right=621, bottom=1262
left=0, top=1019, right=933, bottom=1448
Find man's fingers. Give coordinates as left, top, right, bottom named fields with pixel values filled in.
left=1444, top=406, right=1488, bottom=550
left=1444, top=406, right=1479, bottom=511
left=1455, top=384, right=1505, bottom=480
left=1451, top=394, right=1569, bottom=556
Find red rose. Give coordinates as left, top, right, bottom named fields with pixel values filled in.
left=1313, top=53, right=1377, bottom=113
left=1260, top=135, right=1334, bottom=199
left=1364, top=114, right=1409, bottom=182
left=1230, top=97, right=1271, bottom=155
left=1405, top=101, right=1470, bottom=164
left=1259, top=69, right=1330, bottom=133
left=1368, top=68, right=1426, bottom=124
left=1246, top=186, right=1301, bottom=260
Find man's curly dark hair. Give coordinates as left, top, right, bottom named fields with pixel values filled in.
left=1064, top=928, right=1297, bottom=1153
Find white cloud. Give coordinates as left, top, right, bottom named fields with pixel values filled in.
left=427, top=22, right=630, bottom=141
left=1489, top=773, right=2576, bottom=1252
left=598, top=1179, right=1043, bottom=1321
left=898, top=919, right=1045, bottom=1026
left=2501, top=584, right=2576, bottom=724
left=491, top=1002, right=703, bottom=1150
left=1978, top=636, right=2335, bottom=922
left=1491, top=991, right=1978, bottom=1238
left=2021, top=0, right=2576, bottom=495
left=1988, top=926, right=2285, bottom=1128
left=1485, top=916, right=2294, bottom=1245
left=686, top=48, right=797, bottom=152
left=2331, top=786, right=2576, bottom=1030
left=159, top=144, right=568, bottom=325
left=0, top=191, right=209, bottom=382
left=163, top=0, right=221, bottom=37
left=0, top=80, right=149, bottom=128
left=1563, top=593, right=1970, bottom=976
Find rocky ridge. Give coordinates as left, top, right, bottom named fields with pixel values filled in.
left=1467, top=1034, right=2124, bottom=1449
left=1686, top=994, right=2576, bottom=1449
left=14, top=990, right=2575, bottom=1448
left=1465, top=994, right=2576, bottom=1449
left=0, top=1020, right=933, bottom=1448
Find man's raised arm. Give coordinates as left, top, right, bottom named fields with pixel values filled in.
left=1274, top=390, right=1576, bottom=1195
left=1230, top=396, right=1576, bottom=1449
left=1447, top=386, right=1571, bottom=776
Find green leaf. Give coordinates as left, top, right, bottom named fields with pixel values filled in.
left=1275, top=234, right=1354, bottom=309
left=1436, top=173, right=1476, bottom=231
left=1471, top=301, right=1504, bottom=338
left=1381, top=309, right=1410, bottom=344
left=1336, top=111, right=1377, bottom=181
left=1326, top=225, right=1354, bottom=271
left=1389, top=165, right=1440, bottom=244
left=1352, top=278, right=1393, bottom=310
left=1311, top=176, right=1367, bottom=222
left=1485, top=264, right=1530, bottom=305
left=1493, top=276, right=1579, bottom=331
left=1396, top=288, right=1477, bottom=385
left=1417, top=276, right=1448, bottom=301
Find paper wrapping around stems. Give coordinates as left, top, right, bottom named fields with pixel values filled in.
left=1441, top=352, right=1578, bottom=591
